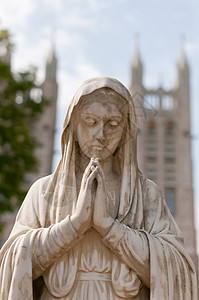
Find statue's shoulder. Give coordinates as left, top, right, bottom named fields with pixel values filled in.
left=138, top=172, right=160, bottom=190
left=18, top=174, right=55, bottom=215
left=28, top=174, right=54, bottom=194
left=138, top=172, right=162, bottom=199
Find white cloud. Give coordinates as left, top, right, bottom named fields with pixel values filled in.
left=124, top=13, right=136, bottom=25
left=43, top=0, right=63, bottom=12
left=75, top=61, right=101, bottom=80
left=56, top=28, right=84, bottom=49
left=56, top=0, right=110, bottom=32
left=66, top=0, right=109, bottom=12
left=58, top=9, right=95, bottom=31
left=11, top=31, right=50, bottom=83
left=170, top=11, right=186, bottom=22
left=186, top=40, right=199, bottom=56
left=61, top=14, right=93, bottom=28
left=85, top=0, right=109, bottom=11
left=0, top=0, right=36, bottom=28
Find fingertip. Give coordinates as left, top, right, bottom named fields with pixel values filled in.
left=93, top=166, right=99, bottom=174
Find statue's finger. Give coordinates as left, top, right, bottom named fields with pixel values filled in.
left=87, top=166, right=99, bottom=188
left=82, top=159, right=94, bottom=181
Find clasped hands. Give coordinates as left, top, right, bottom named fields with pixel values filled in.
left=70, top=158, right=114, bottom=237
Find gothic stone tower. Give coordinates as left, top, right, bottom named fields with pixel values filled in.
left=0, top=45, right=58, bottom=243
left=25, top=44, right=58, bottom=185
left=129, top=45, right=198, bottom=268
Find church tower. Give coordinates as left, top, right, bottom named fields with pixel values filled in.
left=26, top=43, right=58, bottom=184
left=130, top=45, right=198, bottom=268
left=0, top=43, right=58, bottom=244
left=38, top=43, right=58, bottom=176
left=131, top=43, right=143, bottom=88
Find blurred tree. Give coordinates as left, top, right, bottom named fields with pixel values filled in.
left=0, top=29, right=47, bottom=219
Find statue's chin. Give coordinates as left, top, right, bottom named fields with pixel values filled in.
left=81, top=149, right=111, bottom=162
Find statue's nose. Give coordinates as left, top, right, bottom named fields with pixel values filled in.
left=97, top=135, right=106, bottom=144
left=96, top=124, right=106, bottom=144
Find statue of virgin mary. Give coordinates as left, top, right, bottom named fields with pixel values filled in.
left=0, top=77, right=197, bottom=299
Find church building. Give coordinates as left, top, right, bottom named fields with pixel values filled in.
left=0, top=43, right=58, bottom=243
left=130, top=44, right=198, bottom=268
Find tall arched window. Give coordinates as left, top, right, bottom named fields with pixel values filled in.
left=164, top=121, right=176, bottom=215
left=144, top=121, right=157, bottom=182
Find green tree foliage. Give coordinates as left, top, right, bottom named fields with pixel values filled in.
left=0, top=29, right=47, bottom=216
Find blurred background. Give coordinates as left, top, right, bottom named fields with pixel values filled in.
left=0, top=0, right=199, bottom=269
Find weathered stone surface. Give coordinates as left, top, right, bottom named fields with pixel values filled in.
left=0, top=78, right=197, bottom=299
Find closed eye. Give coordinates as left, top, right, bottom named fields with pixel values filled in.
left=108, top=120, right=119, bottom=127
left=84, top=118, right=96, bottom=126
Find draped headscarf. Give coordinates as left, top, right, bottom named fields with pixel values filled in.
left=42, top=77, right=140, bottom=225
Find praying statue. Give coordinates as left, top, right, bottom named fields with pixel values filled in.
left=0, top=77, right=197, bottom=299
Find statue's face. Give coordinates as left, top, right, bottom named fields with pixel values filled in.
left=76, top=89, right=127, bottom=161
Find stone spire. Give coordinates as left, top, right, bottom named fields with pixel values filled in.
left=33, top=40, right=58, bottom=178
left=45, top=42, right=57, bottom=82
left=131, top=39, right=143, bottom=87
left=176, top=42, right=190, bottom=87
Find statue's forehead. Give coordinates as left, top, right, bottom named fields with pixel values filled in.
left=78, top=88, right=128, bottom=114
left=80, top=101, right=123, bottom=118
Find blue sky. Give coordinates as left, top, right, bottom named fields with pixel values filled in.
left=1, top=0, right=199, bottom=251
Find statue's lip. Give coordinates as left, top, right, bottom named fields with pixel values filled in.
left=91, top=145, right=107, bottom=150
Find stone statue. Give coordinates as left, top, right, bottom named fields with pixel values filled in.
left=0, top=77, right=197, bottom=299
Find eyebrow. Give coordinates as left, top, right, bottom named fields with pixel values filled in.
left=81, top=112, right=122, bottom=120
